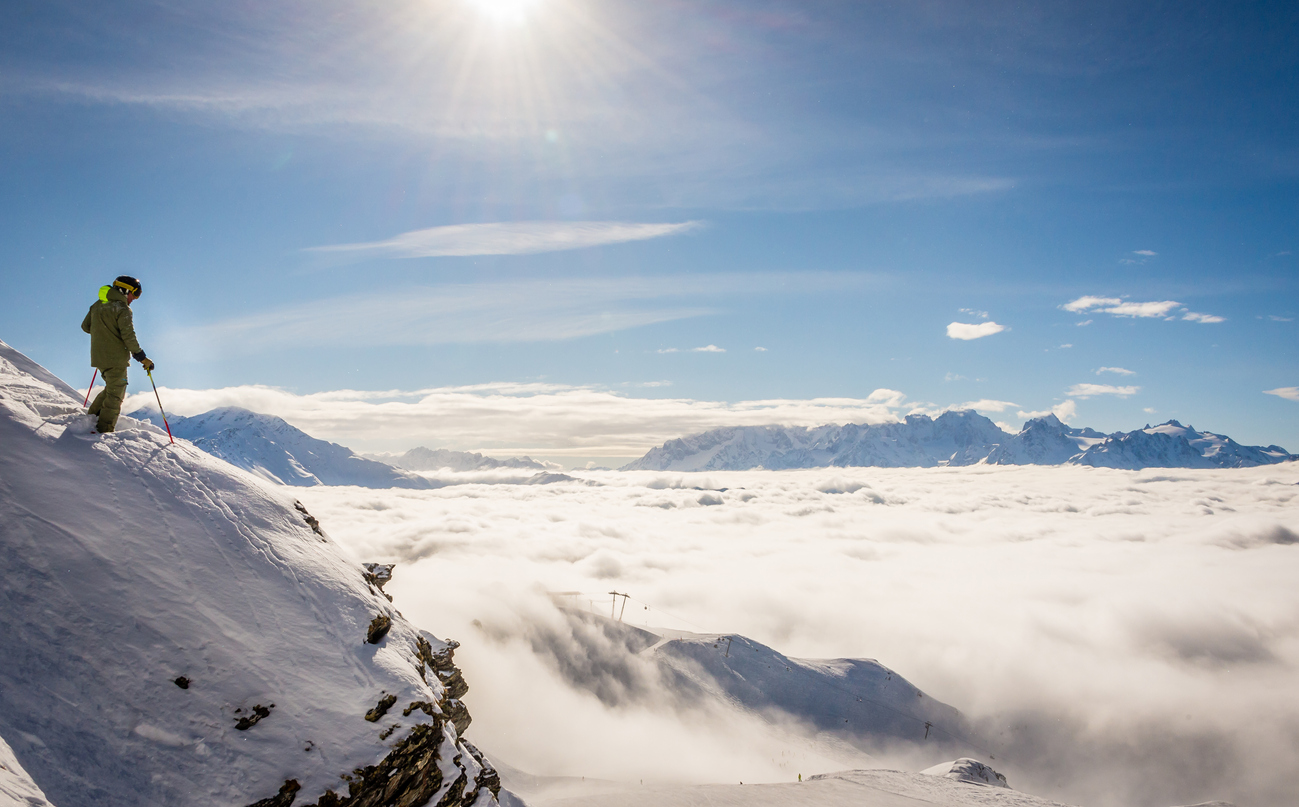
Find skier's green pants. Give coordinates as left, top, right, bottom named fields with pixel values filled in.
left=88, top=366, right=128, bottom=433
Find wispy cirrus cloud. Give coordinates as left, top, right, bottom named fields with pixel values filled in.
left=946, top=321, right=1007, bottom=340
left=1096, top=367, right=1136, bottom=376
left=174, top=273, right=875, bottom=351
left=1068, top=383, right=1140, bottom=398
left=658, top=345, right=726, bottom=354
left=1062, top=296, right=1224, bottom=323
left=1264, top=387, right=1299, bottom=402
left=306, top=221, right=703, bottom=260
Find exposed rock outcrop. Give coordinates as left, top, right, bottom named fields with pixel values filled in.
left=0, top=339, right=503, bottom=807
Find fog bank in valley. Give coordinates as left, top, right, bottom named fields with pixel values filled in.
left=297, top=465, right=1299, bottom=807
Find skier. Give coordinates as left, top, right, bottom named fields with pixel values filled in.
left=81, top=276, right=155, bottom=433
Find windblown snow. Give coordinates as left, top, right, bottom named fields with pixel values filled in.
left=0, top=340, right=500, bottom=807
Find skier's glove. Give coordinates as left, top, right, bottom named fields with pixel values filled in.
left=134, top=352, right=155, bottom=372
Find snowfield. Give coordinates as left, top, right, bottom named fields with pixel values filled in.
left=0, top=341, right=501, bottom=807
left=295, top=460, right=1299, bottom=807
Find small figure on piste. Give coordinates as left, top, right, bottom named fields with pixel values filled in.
left=81, top=275, right=155, bottom=433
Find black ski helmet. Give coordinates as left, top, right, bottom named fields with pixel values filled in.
left=113, top=275, right=142, bottom=297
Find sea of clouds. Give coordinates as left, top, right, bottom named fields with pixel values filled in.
left=296, top=464, right=1299, bottom=807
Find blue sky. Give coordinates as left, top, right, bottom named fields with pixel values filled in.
left=2, top=0, right=1296, bottom=456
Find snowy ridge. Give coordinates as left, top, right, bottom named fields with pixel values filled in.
left=128, top=406, right=437, bottom=489
left=539, top=611, right=971, bottom=753
left=922, top=758, right=1010, bottom=787
left=654, top=631, right=968, bottom=751
left=0, top=340, right=501, bottom=806
left=365, top=446, right=554, bottom=473
left=624, top=412, right=1294, bottom=471
left=0, top=733, right=53, bottom=807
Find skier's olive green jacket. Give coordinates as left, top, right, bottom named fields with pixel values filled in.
left=81, top=285, right=143, bottom=369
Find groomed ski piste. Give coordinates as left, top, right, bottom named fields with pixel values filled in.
left=0, top=338, right=501, bottom=806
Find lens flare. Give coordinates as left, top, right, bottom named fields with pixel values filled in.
left=465, top=0, right=542, bottom=25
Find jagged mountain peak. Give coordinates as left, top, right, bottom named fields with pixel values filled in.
left=625, top=410, right=1292, bottom=472
left=127, top=405, right=436, bottom=489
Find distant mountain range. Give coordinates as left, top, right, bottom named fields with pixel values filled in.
left=363, top=446, right=555, bottom=472
left=623, top=411, right=1295, bottom=472
left=127, top=406, right=568, bottom=488
left=128, top=406, right=436, bottom=488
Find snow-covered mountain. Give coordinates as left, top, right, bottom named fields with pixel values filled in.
left=624, top=411, right=1294, bottom=472
left=1, top=340, right=502, bottom=806
left=530, top=610, right=972, bottom=755
left=366, top=446, right=554, bottom=473
left=129, top=406, right=437, bottom=489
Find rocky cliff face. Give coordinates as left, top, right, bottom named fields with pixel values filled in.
left=0, top=339, right=500, bottom=807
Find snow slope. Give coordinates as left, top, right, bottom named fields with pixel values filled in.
left=0, top=340, right=500, bottom=806
left=624, top=412, right=1293, bottom=471
left=507, top=767, right=1076, bottom=807
left=0, top=733, right=54, bottom=807
left=530, top=611, right=971, bottom=755
left=129, top=405, right=437, bottom=489
left=1143, top=420, right=1292, bottom=468
left=652, top=629, right=967, bottom=751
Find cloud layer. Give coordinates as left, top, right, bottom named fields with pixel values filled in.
left=299, top=464, right=1299, bottom=807
left=124, top=383, right=922, bottom=455
left=170, top=273, right=874, bottom=351
left=306, top=221, right=703, bottom=259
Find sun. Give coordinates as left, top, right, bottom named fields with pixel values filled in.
left=463, top=0, right=543, bottom=25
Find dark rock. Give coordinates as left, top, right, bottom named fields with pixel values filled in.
left=303, top=722, right=457, bottom=807
left=235, top=703, right=273, bottom=730
left=402, top=701, right=438, bottom=718
left=174, top=676, right=190, bottom=689
left=267, top=636, right=498, bottom=807
left=441, top=699, right=472, bottom=736
left=366, top=614, right=392, bottom=645
left=462, top=740, right=501, bottom=799
left=247, top=778, right=300, bottom=807
left=365, top=694, right=397, bottom=722
left=294, top=501, right=326, bottom=539
left=362, top=564, right=395, bottom=602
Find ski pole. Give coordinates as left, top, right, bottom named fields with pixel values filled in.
left=83, top=369, right=98, bottom=408
left=147, top=370, right=175, bottom=445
